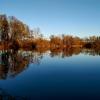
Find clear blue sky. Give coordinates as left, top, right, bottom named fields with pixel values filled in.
left=0, top=0, right=100, bottom=37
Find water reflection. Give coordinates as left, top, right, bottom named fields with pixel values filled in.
left=0, top=48, right=99, bottom=79
left=50, top=47, right=82, bottom=58
left=50, top=47, right=100, bottom=57
left=0, top=50, right=43, bottom=79
left=82, top=48, right=100, bottom=56
left=0, top=48, right=100, bottom=100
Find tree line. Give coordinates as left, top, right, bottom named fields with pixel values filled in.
left=0, top=14, right=100, bottom=50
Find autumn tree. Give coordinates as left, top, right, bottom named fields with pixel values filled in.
left=62, top=35, right=73, bottom=47
left=9, top=16, right=30, bottom=41
left=0, top=15, right=9, bottom=41
left=72, top=37, right=83, bottom=47
left=50, top=35, right=62, bottom=48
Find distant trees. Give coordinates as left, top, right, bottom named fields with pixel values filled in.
left=0, top=14, right=100, bottom=50
left=32, top=27, right=43, bottom=39
left=83, top=36, right=100, bottom=49
left=62, top=35, right=73, bottom=47
left=50, top=35, right=62, bottom=48
left=50, top=35, right=83, bottom=48
left=72, top=37, right=83, bottom=46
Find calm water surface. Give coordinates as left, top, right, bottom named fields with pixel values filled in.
left=0, top=49, right=100, bottom=100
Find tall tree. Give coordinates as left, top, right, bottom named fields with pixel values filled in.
left=0, top=15, right=9, bottom=41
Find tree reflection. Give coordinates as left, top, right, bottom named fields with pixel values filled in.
left=0, top=50, right=43, bottom=79
left=50, top=47, right=100, bottom=58
left=50, top=47, right=82, bottom=58
left=82, top=48, right=100, bottom=56
left=0, top=47, right=99, bottom=79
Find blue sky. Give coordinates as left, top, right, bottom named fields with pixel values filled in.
left=0, top=0, right=100, bottom=37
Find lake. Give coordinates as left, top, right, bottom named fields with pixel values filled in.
left=0, top=49, right=100, bottom=100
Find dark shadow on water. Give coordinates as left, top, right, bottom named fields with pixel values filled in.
left=0, top=87, right=100, bottom=100
left=0, top=88, right=31, bottom=100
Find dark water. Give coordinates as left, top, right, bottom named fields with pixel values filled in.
left=0, top=49, right=100, bottom=100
